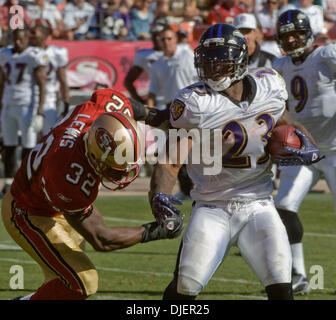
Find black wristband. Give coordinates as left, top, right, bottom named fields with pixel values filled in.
left=145, top=108, right=170, bottom=127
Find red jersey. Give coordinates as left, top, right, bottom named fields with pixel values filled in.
left=208, top=4, right=246, bottom=25
left=11, top=89, right=134, bottom=217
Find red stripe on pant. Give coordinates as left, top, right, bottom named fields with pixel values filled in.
left=30, top=279, right=87, bottom=300
left=13, top=213, right=86, bottom=297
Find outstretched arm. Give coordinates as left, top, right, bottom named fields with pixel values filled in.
left=65, top=205, right=144, bottom=251
left=65, top=204, right=184, bottom=252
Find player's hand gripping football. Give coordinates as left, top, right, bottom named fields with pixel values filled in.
left=274, top=129, right=325, bottom=166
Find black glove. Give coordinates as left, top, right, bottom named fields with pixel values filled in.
left=273, top=129, right=325, bottom=166
left=141, top=212, right=184, bottom=243
left=145, top=108, right=170, bottom=129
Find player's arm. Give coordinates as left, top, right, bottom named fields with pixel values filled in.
left=123, top=66, right=146, bottom=104
left=65, top=204, right=183, bottom=251
left=34, top=65, right=47, bottom=115
left=149, top=135, right=192, bottom=223
left=129, top=98, right=170, bottom=129
left=57, top=66, right=70, bottom=115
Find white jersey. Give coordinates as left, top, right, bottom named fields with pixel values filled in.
left=133, top=48, right=164, bottom=105
left=273, top=44, right=336, bottom=154
left=170, top=68, right=287, bottom=201
left=150, top=44, right=198, bottom=105
left=40, top=45, right=68, bottom=105
left=0, top=46, right=47, bottom=107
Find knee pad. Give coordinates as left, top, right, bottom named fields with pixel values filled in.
left=163, top=278, right=197, bottom=300
left=277, top=209, right=303, bottom=244
left=265, top=283, right=293, bottom=300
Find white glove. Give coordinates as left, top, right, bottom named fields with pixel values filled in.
left=31, top=114, right=44, bottom=133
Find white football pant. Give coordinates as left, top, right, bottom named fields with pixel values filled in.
left=1, top=103, right=37, bottom=149
left=275, top=154, right=336, bottom=213
left=176, top=199, right=292, bottom=296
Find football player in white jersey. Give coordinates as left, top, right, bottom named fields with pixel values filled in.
left=148, top=23, right=323, bottom=300
left=273, top=9, right=336, bottom=295
left=29, top=22, right=70, bottom=135
left=0, top=28, right=47, bottom=198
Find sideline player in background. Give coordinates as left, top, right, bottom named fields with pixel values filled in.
left=149, top=24, right=323, bottom=300
left=124, top=22, right=166, bottom=106
left=1, top=88, right=183, bottom=300
left=0, top=28, right=47, bottom=198
left=29, top=20, right=70, bottom=135
left=233, top=13, right=276, bottom=68
left=273, top=9, right=336, bottom=294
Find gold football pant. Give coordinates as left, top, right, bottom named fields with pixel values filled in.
left=1, top=191, right=98, bottom=299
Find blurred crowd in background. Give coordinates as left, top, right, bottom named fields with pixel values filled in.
left=1, top=0, right=336, bottom=47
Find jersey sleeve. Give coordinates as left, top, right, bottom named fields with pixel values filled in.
left=56, top=47, right=69, bottom=68
left=321, top=43, right=336, bottom=73
left=251, top=67, right=288, bottom=102
left=170, top=87, right=202, bottom=129
left=272, top=57, right=285, bottom=75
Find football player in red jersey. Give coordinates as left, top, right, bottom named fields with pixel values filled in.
left=1, top=88, right=184, bottom=300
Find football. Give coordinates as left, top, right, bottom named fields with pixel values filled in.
left=269, top=125, right=301, bottom=158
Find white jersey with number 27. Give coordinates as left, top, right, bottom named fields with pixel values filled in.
left=170, top=68, right=287, bottom=202
left=0, top=46, right=47, bottom=107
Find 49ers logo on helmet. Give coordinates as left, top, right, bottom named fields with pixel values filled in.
left=96, top=128, right=116, bottom=153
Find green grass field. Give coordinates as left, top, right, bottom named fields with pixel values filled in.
left=0, top=193, right=336, bottom=300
